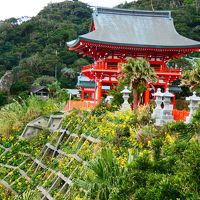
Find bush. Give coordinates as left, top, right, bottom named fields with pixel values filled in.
left=0, top=92, right=7, bottom=106
left=0, top=96, right=62, bottom=136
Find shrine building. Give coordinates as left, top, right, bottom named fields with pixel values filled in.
left=67, top=7, right=200, bottom=104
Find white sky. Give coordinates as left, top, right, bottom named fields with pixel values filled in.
left=0, top=0, right=133, bottom=20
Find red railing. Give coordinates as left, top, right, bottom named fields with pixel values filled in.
left=82, top=62, right=121, bottom=71
left=155, top=68, right=182, bottom=73
left=82, top=64, right=94, bottom=71
left=83, top=63, right=182, bottom=74
left=64, top=100, right=98, bottom=112
left=172, top=109, right=189, bottom=121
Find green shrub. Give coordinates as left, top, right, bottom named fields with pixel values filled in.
left=0, top=91, right=8, bottom=106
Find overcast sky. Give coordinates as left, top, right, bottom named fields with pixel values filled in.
left=0, top=0, right=133, bottom=20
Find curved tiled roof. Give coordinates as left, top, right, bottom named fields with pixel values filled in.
left=67, top=7, right=200, bottom=49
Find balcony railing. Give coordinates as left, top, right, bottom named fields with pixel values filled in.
left=82, top=63, right=182, bottom=74
left=155, top=68, right=182, bottom=73
left=82, top=62, right=121, bottom=71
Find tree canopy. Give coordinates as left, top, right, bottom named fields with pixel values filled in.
left=0, top=0, right=92, bottom=94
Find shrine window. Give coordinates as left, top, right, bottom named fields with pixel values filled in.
left=107, top=62, right=118, bottom=69
left=151, top=64, right=161, bottom=71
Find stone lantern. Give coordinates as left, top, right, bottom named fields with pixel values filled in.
left=162, top=88, right=174, bottom=124
left=105, top=95, right=114, bottom=104
left=152, top=88, right=163, bottom=118
left=152, top=88, right=164, bottom=126
left=121, top=86, right=131, bottom=110
left=186, top=92, right=200, bottom=124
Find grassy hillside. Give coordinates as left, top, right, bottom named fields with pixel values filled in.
left=0, top=104, right=200, bottom=199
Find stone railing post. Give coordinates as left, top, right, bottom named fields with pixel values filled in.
left=121, top=86, right=131, bottom=110
left=186, top=92, right=200, bottom=124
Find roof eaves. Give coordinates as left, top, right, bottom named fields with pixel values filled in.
left=78, top=36, right=200, bottom=49
left=66, top=38, right=80, bottom=48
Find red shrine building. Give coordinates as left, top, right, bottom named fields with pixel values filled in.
left=67, top=7, right=200, bottom=105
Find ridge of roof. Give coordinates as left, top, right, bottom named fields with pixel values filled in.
left=94, top=7, right=171, bottom=18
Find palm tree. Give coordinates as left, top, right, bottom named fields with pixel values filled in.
left=75, top=148, right=128, bottom=200
left=14, top=190, right=40, bottom=200
left=120, top=58, right=157, bottom=108
left=181, top=60, right=200, bottom=92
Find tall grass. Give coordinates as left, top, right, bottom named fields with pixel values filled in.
left=0, top=96, right=63, bottom=137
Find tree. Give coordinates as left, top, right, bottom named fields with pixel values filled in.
left=181, top=60, right=200, bottom=92
left=76, top=148, right=130, bottom=200
left=47, top=81, right=61, bottom=97
left=33, top=75, right=56, bottom=86
left=120, top=58, right=157, bottom=108
left=0, top=92, right=8, bottom=106
left=14, top=190, right=40, bottom=200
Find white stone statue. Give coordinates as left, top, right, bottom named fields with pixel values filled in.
left=121, top=86, right=131, bottom=110
left=186, top=92, right=200, bottom=124
left=161, top=88, right=174, bottom=124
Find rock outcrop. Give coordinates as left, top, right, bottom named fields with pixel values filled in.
left=0, top=71, right=13, bottom=94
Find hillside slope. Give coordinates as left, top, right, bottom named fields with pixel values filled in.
left=0, top=106, right=200, bottom=199
left=0, top=1, right=92, bottom=92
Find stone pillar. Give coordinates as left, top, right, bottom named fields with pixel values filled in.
left=121, top=86, right=131, bottom=110
left=161, top=88, right=174, bottom=124
left=186, top=92, right=200, bottom=124
left=152, top=88, right=163, bottom=126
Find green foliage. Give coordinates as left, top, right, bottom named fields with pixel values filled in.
left=192, top=107, right=200, bottom=124
left=75, top=148, right=130, bottom=200
left=181, top=60, right=200, bottom=91
left=167, top=57, right=192, bottom=70
left=0, top=91, right=8, bottom=106
left=62, top=106, right=200, bottom=200
left=14, top=190, right=40, bottom=200
left=0, top=1, right=92, bottom=94
left=0, top=104, right=200, bottom=199
left=119, top=58, right=157, bottom=108
left=47, top=80, right=69, bottom=102
left=33, top=75, right=56, bottom=86
left=0, top=96, right=62, bottom=136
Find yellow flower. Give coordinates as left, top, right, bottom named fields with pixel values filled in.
left=165, top=134, right=174, bottom=144
left=147, top=140, right=152, bottom=147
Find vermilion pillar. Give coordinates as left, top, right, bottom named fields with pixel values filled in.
left=81, top=87, right=85, bottom=100
left=144, top=84, right=150, bottom=105
left=164, top=81, right=169, bottom=92
left=95, top=81, right=102, bottom=101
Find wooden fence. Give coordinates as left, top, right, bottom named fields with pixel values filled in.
left=172, top=109, right=189, bottom=121
left=64, top=100, right=98, bottom=112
